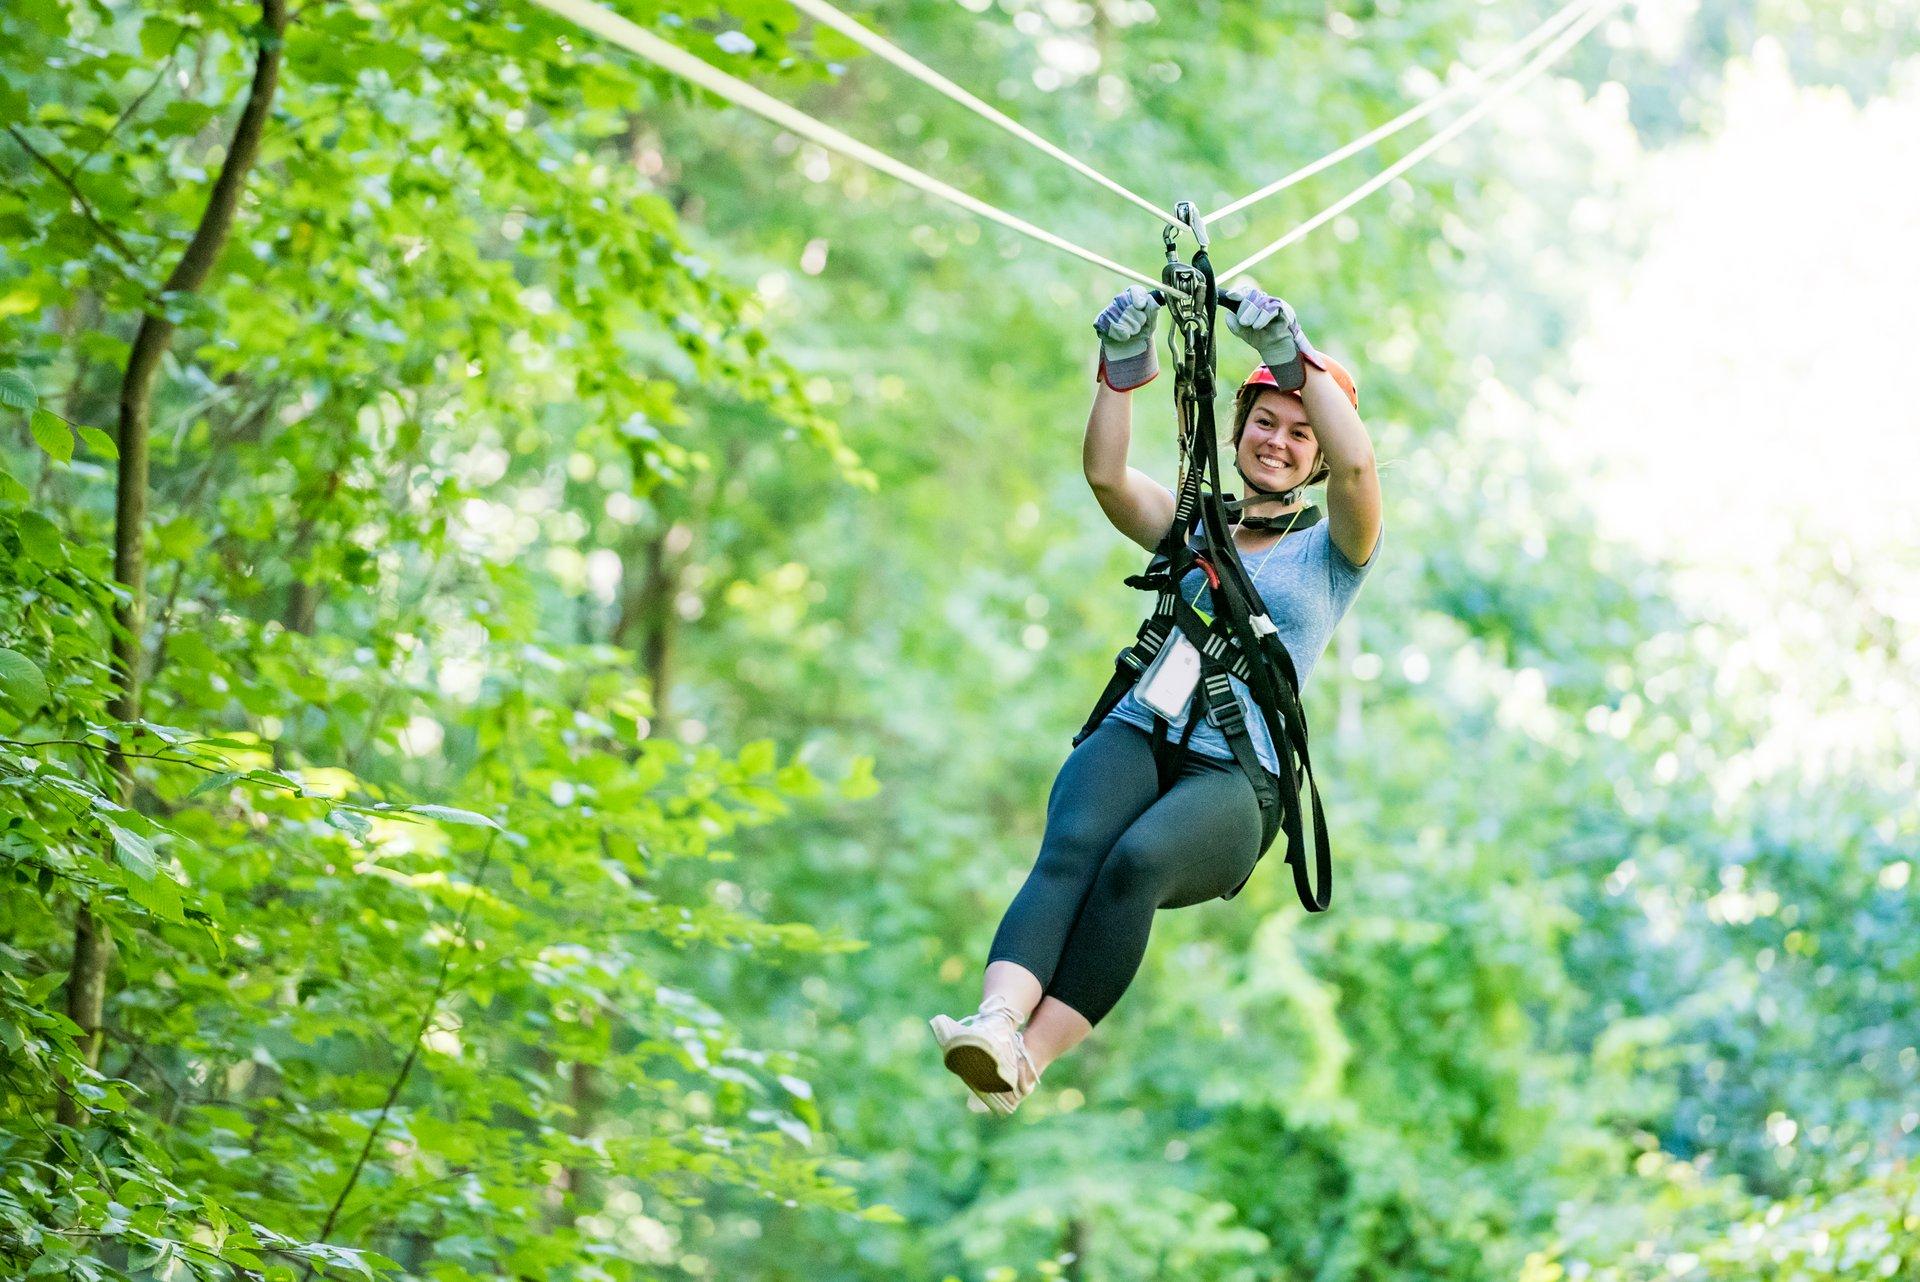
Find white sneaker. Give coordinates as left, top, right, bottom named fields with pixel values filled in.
left=966, top=1028, right=1042, bottom=1115
left=929, top=994, right=1024, bottom=1093
left=930, top=995, right=1042, bottom=1113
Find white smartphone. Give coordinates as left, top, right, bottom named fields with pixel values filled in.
left=1134, top=632, right=1201, bottom=720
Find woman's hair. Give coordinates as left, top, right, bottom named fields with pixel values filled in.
left=1232, top=384, right=1330, bottom=487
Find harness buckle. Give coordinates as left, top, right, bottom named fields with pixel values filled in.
left=1203, top=672, right=1245, bottom=735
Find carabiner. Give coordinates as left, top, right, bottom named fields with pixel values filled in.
left=1174, top=200, right=1209, bottom=251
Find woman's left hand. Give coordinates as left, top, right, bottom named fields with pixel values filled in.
left=1222, top=285, right=1320, bottom=388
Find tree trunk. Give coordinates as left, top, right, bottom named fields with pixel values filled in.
left=565, top=1040, right=596, bottom=1213
left=282, top=498, right=332, bottom=634
left=60, top=0, right=288, bottom=1129
left=284, top=579, right=320, bottom=634
left=613, top=524, right=686, bottom=731
left=1061, top=1214, right=1088, bottom=1281
left=639, top=532, right=677, bottom=728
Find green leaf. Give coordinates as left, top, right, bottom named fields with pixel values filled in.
left=109, top=824, right=157, bottom=878
left=78, top=425, right=118, bottom=459
left=0, top=648, right=49, bottom=714
left=838, top=755, right=879, bottom=801
left=126, top=871, right=185, bottom=922
left=23, top=971, right=66, bottom=1003
left=29, top=409, right=72, bottom=463
left=0, top=83, right=27, bottom=129
left=186, top=770, right=242, bottom=799
left=398, top=803, right=499, bottom=829
left=153, top=100, right=221, bottom=138
left=27, top=1247, right=72, bottom=1276
left=739, top=738, right=776, bottom=774
left=325, top=808, right=372, bottom=839
left=13, top=510, right=60, bottom=560
left=0, top=371, right=35, bottom=411
left=138, top=17, right=184, bottom=58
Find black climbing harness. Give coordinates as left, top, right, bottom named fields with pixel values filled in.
left=1073, top=202, right=1336, bottom=911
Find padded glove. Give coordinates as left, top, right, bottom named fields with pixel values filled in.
left=1093, top=286, right=1160, bottom=391
left=1223, top=285, right=1325, bottom=390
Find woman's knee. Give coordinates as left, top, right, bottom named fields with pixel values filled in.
left=1034, top=811, right=1124, bottom=879
left=1091, top=834, right=1174, bottom=905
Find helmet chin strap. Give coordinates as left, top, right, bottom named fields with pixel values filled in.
left=1232, top=461, right=1303, bottom=510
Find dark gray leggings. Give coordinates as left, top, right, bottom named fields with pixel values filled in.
left=986, top=718, right=1263, bottom=1027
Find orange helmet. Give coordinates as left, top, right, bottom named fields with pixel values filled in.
left=1239, top=355, right=1358, bottom=409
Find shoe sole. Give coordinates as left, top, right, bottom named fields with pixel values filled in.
left=928, top=1015, right=1016, bottom=1093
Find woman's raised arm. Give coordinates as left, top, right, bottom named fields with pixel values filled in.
left=1223, top=286, right=1381, bottom=566
left=1300, top=365, right=1381, bottom=566
left=1083, top=379, right=1175, bottom=552
left=1085, top=288, right=1175, bottom=552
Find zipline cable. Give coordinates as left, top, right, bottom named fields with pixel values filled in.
left=1205, top=0, right=1603, bottom=224
left=523, top=0, right=1165, bottom=289
left=786, top=0, right=1180, bottom=227
left=1219, top=0, right=1619, bottom=281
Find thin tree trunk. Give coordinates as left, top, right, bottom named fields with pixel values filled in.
left=612, top=524, right=686, bottom=731
left=565, top=1034, right=596, bottom=1213
left=1061, top=1214, right=1088, bottom=1281
left=60, top=0, right=288, bottom=1129
left=61, top=293, right=99, bottom=424
left=282, top=494, right=333, bottom=633
left=284, top=579, right=320, bottom=634
left=639, top=531, right=678, bottom=728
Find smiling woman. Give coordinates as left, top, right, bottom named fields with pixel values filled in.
left=926, top=281, right=1383, bottom=1114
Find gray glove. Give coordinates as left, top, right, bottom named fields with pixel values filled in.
left=1223, top=285, right=1321, bottom=390
left=1093, top=286, right=1160, bottom=391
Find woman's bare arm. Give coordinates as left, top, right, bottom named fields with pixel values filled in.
left=1301, top=364, right=1382, bottom=566
left=1083, top=380, right=1175, bottom=552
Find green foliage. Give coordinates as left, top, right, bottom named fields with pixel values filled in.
left=4, top=0, right=1917, bottom=1279
left=3, top=0, right=884, bottom=1274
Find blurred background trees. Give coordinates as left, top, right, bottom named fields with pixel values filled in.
left=3, top=0, right=1916, bottom=1278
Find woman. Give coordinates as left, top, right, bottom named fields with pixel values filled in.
left=929, top=284, right=1384, bottom=1115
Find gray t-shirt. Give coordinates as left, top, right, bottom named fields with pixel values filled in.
left=1103, top=516, right=1380, bottom=775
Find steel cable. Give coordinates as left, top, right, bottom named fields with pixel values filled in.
left=1219, top=0, right=1620, bottom=281
left=787, top=0, right=1180, bottom=226
left=523, top=0, right=1164, bottom=288
left=1206, top=0, right=1605, bottom=224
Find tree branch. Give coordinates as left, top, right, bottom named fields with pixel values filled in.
left=3, top=124, right=147, bottom=272
left=70, top=29, right=191, bottom=177
left=303, top=832, right=501, bottom=1273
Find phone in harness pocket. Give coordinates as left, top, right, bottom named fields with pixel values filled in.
left=1134, top=631, right=1201, bottom=720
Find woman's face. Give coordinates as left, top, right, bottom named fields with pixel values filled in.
left=1237, top=389, right=1319, bottom=494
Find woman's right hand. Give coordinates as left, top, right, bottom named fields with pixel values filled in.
left=1093, top=286, right=1160, bottom=391
left=1222, top=283, right=1321, bottom=390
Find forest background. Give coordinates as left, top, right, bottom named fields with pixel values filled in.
left=3, top=0, right=1918, bottom=1278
